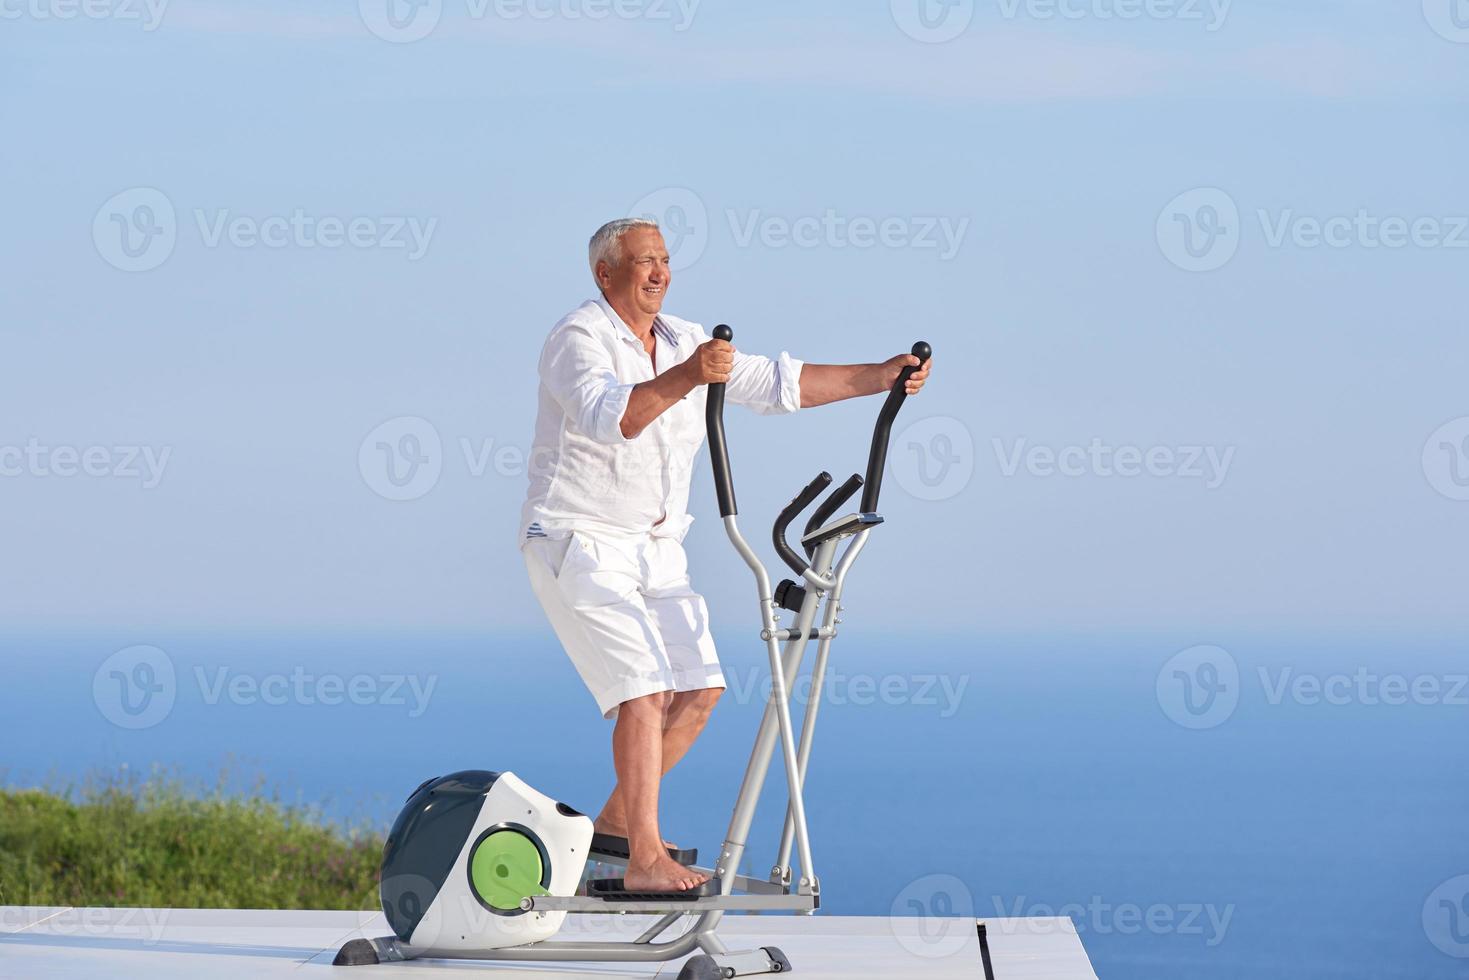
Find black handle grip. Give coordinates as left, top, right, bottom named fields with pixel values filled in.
left=774, top=471, right=833, bottom=576
left=706, top=324, right=737, bottom=517
left=860, top=341, right=931, bottom=513
left=803, top=473, right=864, bottom=559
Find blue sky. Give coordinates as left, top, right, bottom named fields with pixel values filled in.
left=2, top=0, right=1467, bottom=636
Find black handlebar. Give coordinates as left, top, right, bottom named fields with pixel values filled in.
left=860, top=340, right=931, bottom=513
left=803, top=473, right=863, bottom=559
left=705, top=324, right=737, bottom=517
left=774, top=472, right=833, bottom=576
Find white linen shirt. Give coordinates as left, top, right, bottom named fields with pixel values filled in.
left=520, top=297, right=803, bottom=545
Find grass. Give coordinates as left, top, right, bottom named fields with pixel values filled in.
left=0, top=768, right=383, bottom=909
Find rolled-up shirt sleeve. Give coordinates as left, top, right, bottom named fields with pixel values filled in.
left=540, top=323, right=635, bottom=444
left=726, top=349, right=804, bottom=416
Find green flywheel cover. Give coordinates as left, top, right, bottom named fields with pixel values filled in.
left=469, top=830, right=550, bottom=910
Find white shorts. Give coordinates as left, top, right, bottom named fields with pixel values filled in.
left=523, top=529, right=726, bottom=719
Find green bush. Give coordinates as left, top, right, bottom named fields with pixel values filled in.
left=0, top=771, right=383, bottom=909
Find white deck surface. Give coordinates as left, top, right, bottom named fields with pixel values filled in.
left=0, top=906, right=1097, bottom=979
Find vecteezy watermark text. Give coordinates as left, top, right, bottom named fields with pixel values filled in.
left=0, top=907, right=173, bottom=943
left=93, top=187, right=438, bottom=272
left=93, top=645, right=439, bottom=729
left=195, top=666, right=436, bottom=718
left=0, top=0, right=168, bottom=30
left=1158, top=188, right=1469, bottom=272
left=358, top=0, right=701, bottom=43
left=993, top=438, right=1235, bottom=489
left=1, top=439, right=170, bottom=488
left=626, top=188, right=972, bottom=270
left=889, top=0, right=1229, bottom=43
left=1259, top=667, right=1468, bottom=708
left=726, top=209, right=969, bottom=261
left=359, top=417, right=706, bottom=501
left=1157, top=645, right=1469, bottom=730
left=725, top=667, right=970, bottom=717
left=194, top=209, right=436, bottom=259
left=990, top=895, right=1234, bottom=947
left=994, top=0, right=1230, bottom=30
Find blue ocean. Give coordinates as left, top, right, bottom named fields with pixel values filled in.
left=3, top=630, right=1464, bottom=979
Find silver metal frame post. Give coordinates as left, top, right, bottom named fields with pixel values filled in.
left=716, top=513, right=819, bottom=896
left=774, top=528, right=871, bottom=879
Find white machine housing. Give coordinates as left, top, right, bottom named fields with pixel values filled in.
left=402, top=771, right=592, bottom=956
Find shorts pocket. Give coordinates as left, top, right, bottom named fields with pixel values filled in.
left=555, top=531, right=639, bottom=609
left=552, top=532, right=587, bottom=582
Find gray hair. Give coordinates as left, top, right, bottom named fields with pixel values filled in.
left=589, top=217, right=660, bottom=284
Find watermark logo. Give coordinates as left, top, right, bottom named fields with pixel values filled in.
left=892, top=416, right=975, bottom=502
left=628, top=187, right=709, bottom=271
left=890, top=0, right=974, bottom=43
left=359, top=0, right=442, bottom=42
left=93, top=187, right=176, bottom=273
left=93, top=645, right=177, bottom=730
left=1156, top=645, right=1239, bottom=729
left=890, top=874, right=976, bottom=958
left=1423, top=417, right=1469, bottom=502
left=365, top=873, right=446, bottom=948
left=1157, top=188, right=1239, bottom=273
left=1423, top=0, right=1469, bottom=43
left=1424, top=875, right=1469, bottom=958
left=359, top=416, right=443, bottom=501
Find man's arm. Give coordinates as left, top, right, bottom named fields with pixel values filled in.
left=620, top=339, right=733, bottom=439
left=617, top=343, right=934, bottom=438
left=799, top=354, right=934, bottom=408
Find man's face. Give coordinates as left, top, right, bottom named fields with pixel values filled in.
left=598, top=227, right=671, bottom=319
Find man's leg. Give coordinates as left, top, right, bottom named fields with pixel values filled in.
left=596, top=687, right=723, bottom=842
left=612, top=690, right=711, bottom=892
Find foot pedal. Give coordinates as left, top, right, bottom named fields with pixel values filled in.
left=586, top=877, right=720, bottom=901
left=589, top=832, right=697, bottom=866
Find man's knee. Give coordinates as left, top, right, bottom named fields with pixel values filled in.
left=620, top=690, right=674, bottom=725
left=668, top=687, right=722, bottom=728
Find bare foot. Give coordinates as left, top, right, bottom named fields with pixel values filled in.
left=621, top=854, right=711, bottom=893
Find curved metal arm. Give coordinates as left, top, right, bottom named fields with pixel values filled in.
left=860, top=340, right=932, bottom=513
left=774, top=471, right=832, bottom=576
left=705, top=324, right=737, bottom=517
left=803, top=473, right=863, bottom=559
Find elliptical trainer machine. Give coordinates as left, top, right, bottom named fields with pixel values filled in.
left=335, top=328, right=932, bottom=979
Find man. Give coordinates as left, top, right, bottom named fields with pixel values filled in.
left=520, top=217, right=932, bottom=894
